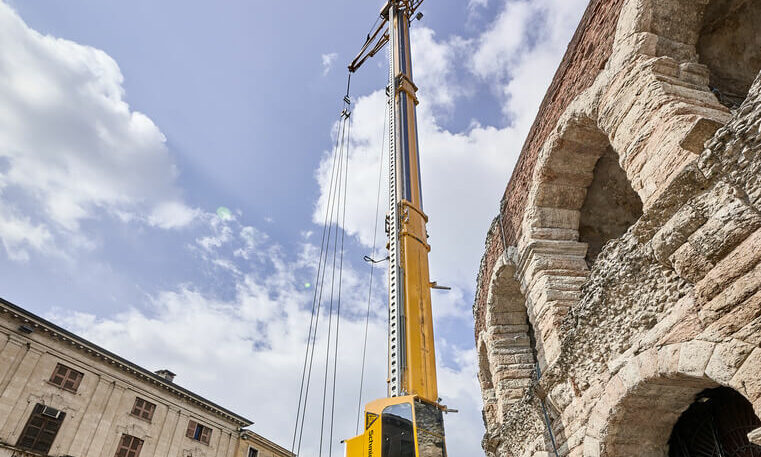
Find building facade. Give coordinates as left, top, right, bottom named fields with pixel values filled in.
left=0, top=298, right=292, bottom=457
left=474, top=0, right=761, bottom=456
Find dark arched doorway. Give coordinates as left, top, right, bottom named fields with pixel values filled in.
left=669, top=387, right=761, bottom=457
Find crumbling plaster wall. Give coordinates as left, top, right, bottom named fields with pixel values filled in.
left=473, top=0, right=761, bottom=456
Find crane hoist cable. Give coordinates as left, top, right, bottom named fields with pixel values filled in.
left=328, top=110, right=351, bottom=457
left=318, top=106, right=350, bottom=457
left=291, top=78, right=351, bottom=455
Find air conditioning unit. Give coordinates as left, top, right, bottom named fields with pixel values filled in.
left=41, top=406, right=62, bottom=419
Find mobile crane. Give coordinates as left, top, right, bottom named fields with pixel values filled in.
left=344, top=1, right=448, bottom=456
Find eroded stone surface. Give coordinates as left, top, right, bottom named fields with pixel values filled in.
left=474, top=0, right=761, bottom=455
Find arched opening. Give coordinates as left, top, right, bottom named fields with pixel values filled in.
left=478, top=341, right=498, bottom=428
left=578, top=145, right=643, bottom=266
left=669, top=386, right=761, bottom=457
left=697, top=0, right=761, bottom=108
left=483, top=260, right=537, bottom=423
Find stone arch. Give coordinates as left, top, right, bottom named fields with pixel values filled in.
left=477, top=338, right=497, bottom=428
left=634, top=0, right=761, bottom=107
left=482, top=254, right=537, bottom=425
left=520, top=113, right=643, bottom=367
left=534, top=114, right=644, bottom=266
left=599, top=0, right=761, bottom=206
left=582, top=341, right=761, bottom=457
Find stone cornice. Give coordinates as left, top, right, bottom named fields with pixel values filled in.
left=0, top=297, right=252, bottom=427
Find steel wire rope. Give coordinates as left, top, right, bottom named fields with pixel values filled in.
left=318, top=112, right=349, bottom=457
left=328, top=112, right=351, bottom=457
left=291, top=110, right=344, bottom=451
left=297, top=115, right=347, bottom=455
left=298, top=116, right=346, bottom=455
left=292, top=106, right=349, bottom=455
left=355, top=99, right=388, bottom=434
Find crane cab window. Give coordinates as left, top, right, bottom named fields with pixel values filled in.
left=414, top=401, right=446, bottom=457
left=382, top=403, right=415, bottom=457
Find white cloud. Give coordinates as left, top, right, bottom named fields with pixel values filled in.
left=321, top=52, right=338, bottom=76
left=0, top=200, right=56, bottom=262
left=0, top=2, right=195, bottom=260
left=472, top=0, right=589, bottom=120
left=469, top=0, right=489, bottom=9
left=149, top=201, right=201, bottom=229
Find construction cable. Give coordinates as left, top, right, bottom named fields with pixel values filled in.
left=355, top=99, right=388, bottom=434
left=298, top=115, right=347, bottom=455
left=328, top=111, right=351, bottom=457
left=318, top=109, right=349, bottom=457
left=291, top=103, right=350, bottom=455
left=291, top=112, right=342, bottom=453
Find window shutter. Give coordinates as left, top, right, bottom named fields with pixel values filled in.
left=200, top=426, right=212, bottom=444
left=186, top=420, right=197, bottom=439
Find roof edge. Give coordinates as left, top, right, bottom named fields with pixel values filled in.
left=0, top=296, right=253, bottom=427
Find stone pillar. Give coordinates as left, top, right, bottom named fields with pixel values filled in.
left=84, top=381, right=126, bottom=457
left=166, top=410, right=191, bottom=457
left=0, top=343, right=42, bottom=441
left=67, top=375, right=116, bottom=456
left=152, top=406, right=180, bottom=457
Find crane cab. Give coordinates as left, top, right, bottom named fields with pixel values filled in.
left=344, top=396, right=447, bottom=457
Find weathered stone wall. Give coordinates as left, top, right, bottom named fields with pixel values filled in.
left=474, top=0, right=761, bottom=455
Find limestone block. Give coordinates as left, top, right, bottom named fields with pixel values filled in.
left=689, top=198, right=761, bottom=264
left=679, top=117, right=724, bottom=154
left=704, top=340, right=755, bottom=384
left=733, top=316, right=761, bottom=347
left=695, top=228, right=761, bottom=302
left=677, top=340, right=715, bottom=378
left=651, top=203, right=707, bottom=265
left=658, top=344, right=682, bottom=377
left=700, top=289, right=761, bottom=342
left=678, top=63, right=711, bottom=88
left=490, top=311, right=528, bottom=326
left=670, top=241, right=714, bottom=283
left=698, top=263, right=761, bottom=324
left=527, top=207, right=581, bottom=230
left=529, top=227, right=580, bottom=241
left=730, top=348, right=761, bottom=402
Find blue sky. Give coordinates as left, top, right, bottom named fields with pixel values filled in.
left=0, top=0, right=588, bottom=455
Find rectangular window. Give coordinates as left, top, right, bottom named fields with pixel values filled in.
left=16, top=403, right=65, bottom=454
left=115, top=434, right=143, bottom=457
left=185, top=420, right=212, bottom=445
left=248, top=448, right=259, bottom=457
left=130, top=397, right=156, bottom=422
left=49, top=363, right=84, bottom=392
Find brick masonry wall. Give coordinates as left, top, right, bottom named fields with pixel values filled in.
left=475, top=0, right=626, bottom=336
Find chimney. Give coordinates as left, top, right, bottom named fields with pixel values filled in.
left=155, top=369, right=176, bottom=383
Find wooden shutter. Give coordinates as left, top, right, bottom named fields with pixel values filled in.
left=49, top=363, right=83, bottom=392
left=115, top=434, right=144, bottom=457
left=131, top=398, right=156, bottom=421
left=16, top=403, right=65, bottom=454
left=200, top=426, right=212, bottom=445
left=186, top=420, right=197, bottom=439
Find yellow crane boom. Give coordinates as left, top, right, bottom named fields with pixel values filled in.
left=345, top=1, right=448, bottom=456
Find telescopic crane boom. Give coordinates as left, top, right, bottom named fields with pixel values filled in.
left=345, top=1, right=448, bottom=456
